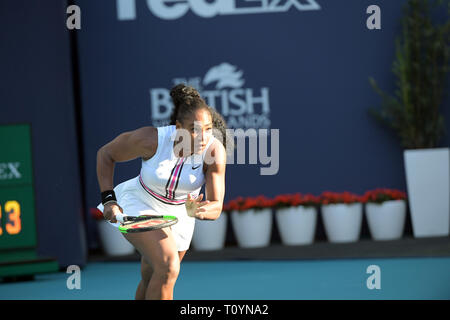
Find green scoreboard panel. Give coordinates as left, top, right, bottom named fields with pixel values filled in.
left=0, top=124, right=58, bottom=279
left=0, top=186, right=37, bottom=250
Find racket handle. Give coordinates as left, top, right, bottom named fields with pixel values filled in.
left=115, top=212, right=125, bottom=223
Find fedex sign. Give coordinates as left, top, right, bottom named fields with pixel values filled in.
left=116, top=0, right=321, bottom=20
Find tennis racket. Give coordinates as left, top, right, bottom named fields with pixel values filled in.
left=115, top=212, right=178, bottom=234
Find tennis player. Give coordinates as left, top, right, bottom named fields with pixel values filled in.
left=96, top=84, right=227, bottom=300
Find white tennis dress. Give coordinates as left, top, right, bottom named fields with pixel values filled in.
left=97, top=125, right=216, bottom=251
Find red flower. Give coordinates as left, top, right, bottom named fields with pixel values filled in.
left=223, top=194, right=276, bottom=212
left=90, top=208, right=104, bottom=221
left=319, top=191, right=362, bottom=205
left=363, top=188, right=407, bottom=204
left=272, top=193, right=292, bottom=208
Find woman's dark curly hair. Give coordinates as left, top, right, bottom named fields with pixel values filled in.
left=169, top=83, right=229, bottom=148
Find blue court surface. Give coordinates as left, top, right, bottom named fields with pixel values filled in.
left=1, top=257, right=449, bottom=300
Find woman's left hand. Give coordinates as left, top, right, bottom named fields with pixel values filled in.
left=185, top=193, right=210, bottom=219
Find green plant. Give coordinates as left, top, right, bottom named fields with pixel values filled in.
left=319, top=191, right=364, bottom=205
left=362, top=188, right=407, bottom=204
left=272, top=193, right=321, bottom=209
left=223, top=195, right=273, bottom=212
left=368, top=0, right=450, bottom=149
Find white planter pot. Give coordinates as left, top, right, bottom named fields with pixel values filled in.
left=404, top=148, right=450, bottom=237
left=275, top=206, right=317, bottom=245
left=192, top=212, right=228, bottom=251
left=366, top=200, right=406, bottom=241
left=97, top=220, right=135, bottom=256
left=231, top=208, right=272, bottom=248
left=321, top=203, right=363, bottom=243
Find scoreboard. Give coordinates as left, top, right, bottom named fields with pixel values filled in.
left=0, top=124, right=36, bottom=250
left=0, top=124, right=58, bottom=279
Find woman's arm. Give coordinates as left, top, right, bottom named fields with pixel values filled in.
left=186, top=139, right=227, bottom=220
left=97, top=126, right=157, bottom=222
left=97, top=126, right=157, bottom=191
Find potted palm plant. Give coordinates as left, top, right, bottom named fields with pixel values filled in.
left=274, top=193, right=320, bottom=245
left=363, top=188, right=408, bottom=240
left=368, top=0, right=450, bottom=237
left=228, top=195, right=273, bottom=248
left=320, top=191, right=365, bottom=243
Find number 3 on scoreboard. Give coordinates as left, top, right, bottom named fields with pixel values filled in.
left=0, top=201, right=22, bottom=236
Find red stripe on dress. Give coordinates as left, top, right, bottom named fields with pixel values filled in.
left=168, top=157, right=185, bottom=199
left=164, top=157, right=181, bottom=198
left=139, top=174, right=186, bottom=205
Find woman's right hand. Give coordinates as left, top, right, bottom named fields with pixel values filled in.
left=103, top=202, right=124, bottom=223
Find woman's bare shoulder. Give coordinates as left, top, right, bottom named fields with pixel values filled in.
left=204, top=138, right=227, bottom=171
left=210, top=137, right=226, bottom=156
left=132, top=126, right=158, bottom=159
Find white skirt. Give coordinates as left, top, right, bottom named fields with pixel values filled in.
left=97, top=176, right=196, bottom=251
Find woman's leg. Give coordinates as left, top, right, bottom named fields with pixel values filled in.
left=135, top=256, right=153, bottom=300
left=123, top=227, right=180, bottom=300
left=135, top=250, right=186, bottom=300
left=178, top=250, right=187, bottom=262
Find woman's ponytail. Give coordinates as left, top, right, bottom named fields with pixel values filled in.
left=169, top=84, right=201, bottom=125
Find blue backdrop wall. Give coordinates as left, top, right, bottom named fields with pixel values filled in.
left=1, top=0, right=448, bottom=262
left=73, top=0, right=450, bottom=248
left=0, top=0, right=87, bottom=267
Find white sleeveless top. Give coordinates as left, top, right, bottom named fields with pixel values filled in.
left=139, top=125, right=215, bottom=206
left=98, top=125, right=215, bottom=251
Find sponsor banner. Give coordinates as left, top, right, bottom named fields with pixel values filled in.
left=116, top=0, right=321, bottom=21
left=76, top=0, right=413, bottom=224
left=0, top=125, right=33, bottom=187
left=150, top=62, right=271, bottom=131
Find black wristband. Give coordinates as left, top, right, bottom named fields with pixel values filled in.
left=101, top=190, right=117, bottom=205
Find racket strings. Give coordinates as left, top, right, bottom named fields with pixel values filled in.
left=118, top=215, right=178, bottom=233
left=125, top=219, right=168, bottom=229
